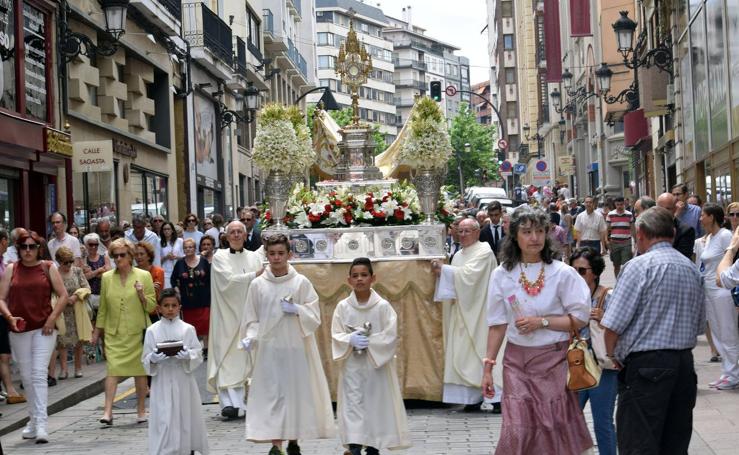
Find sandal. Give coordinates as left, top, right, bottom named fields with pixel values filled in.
left=99, top=416, right=113, bottom=426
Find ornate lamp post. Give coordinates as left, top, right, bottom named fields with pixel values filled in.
left=58, top=0, right=131, bottom=62
left=220, top=84, right=260, bottom=129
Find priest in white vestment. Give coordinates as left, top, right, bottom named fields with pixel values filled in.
left=332, top=288, right=411, bottom=452
left=241, top=264, right=335, bottom=443
left=142, top=292, right=208, bottom=455
left=207, top=221, right=263, bottom=419
left=432, top=218, right=500, bottom=408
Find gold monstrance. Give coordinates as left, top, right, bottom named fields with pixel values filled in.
left=335, top=19, right=372, bottom=128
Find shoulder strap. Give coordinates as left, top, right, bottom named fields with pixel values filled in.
left=40, top=260, right=51, bottom=282
left=595, top=286, right=611, bottom=309
left=567, top=314, right=580, bottom=342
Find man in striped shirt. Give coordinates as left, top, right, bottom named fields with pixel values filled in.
left=606, top=196, right=634, bottom=277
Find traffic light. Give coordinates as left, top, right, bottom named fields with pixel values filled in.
left=430, top=81, right=442, bottom=102
left=497, top=150, right=506, bottom=162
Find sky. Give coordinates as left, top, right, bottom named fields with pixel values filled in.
left=379, top=0, right=491, bottom=85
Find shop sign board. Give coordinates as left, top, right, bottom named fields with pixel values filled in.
left=73, top=140, right=114, bottom=172
left=557, top=155, right=575, bottom=176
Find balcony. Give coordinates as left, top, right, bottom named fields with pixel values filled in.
left=393, top=58, right=427, bottom=71
left=235, top=37, right=247, bottom=78
left=395, top=79, right=427, bottom=90
left=262, top=8, right=287, bottom=53
left=394, top=97, right=416, bottom=107
left=393, top=39, right=445, bottom=55
left=130, top=0, right=181, bottom=36
left=287, top=0, right=302, bottom=21
left=248, top=39, right=263, bottom=62
left=183, top=2, right=233, bottom=80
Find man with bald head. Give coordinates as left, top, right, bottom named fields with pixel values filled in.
left=431, top=218, right=500, bottom=411
left=656, top=192, right=696, bottom=259
left=207, top=220, right=263, bottom=420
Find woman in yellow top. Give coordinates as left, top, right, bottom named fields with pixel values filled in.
left=91, top=238, right=156, bottom=426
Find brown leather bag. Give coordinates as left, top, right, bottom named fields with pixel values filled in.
left=566, top=314, right=601, bottom=391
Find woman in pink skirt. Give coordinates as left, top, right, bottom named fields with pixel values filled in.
left=482, top=205, right=594, bottom=454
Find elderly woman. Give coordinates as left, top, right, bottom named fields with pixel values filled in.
left=726, top=202, right=739, bottom=232
left=171, top=238, right=211, bottom=343
left=199, top=235, right=216, bottom=263
left=134, top=241, right=165, bottom=302
left=697, top=203, right=739, bottom=390
left=570, top=247, right=617, bottom=455
left=0, top=231, right=68, bottom=443
left=482, top=206, right=593, bottom=454
left=83, top=233, right=111, bottom=322
left=92, top=238, right=156, bottom=425
left=48, top=246, right=92, bottom=381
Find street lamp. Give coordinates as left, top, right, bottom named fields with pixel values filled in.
left=59, top=0, right=131, bottom=62
left=561, top=68, right=573, bottom=91
left=522, top=124, right=544, bottom=159
left=220, top=84, right=260, bottom=129
left=594, top=63, right=613, bottom=95
left=613, top=10, right=637, bottom=56
left=594, top=61, right=640, bottom=111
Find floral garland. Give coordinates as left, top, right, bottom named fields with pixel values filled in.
left=397, top=97, right=453, bottom=170
left=252, top=104, right=315, bottom=175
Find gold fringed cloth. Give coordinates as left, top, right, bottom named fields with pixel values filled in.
left=294, top=260, right=443, bottom=401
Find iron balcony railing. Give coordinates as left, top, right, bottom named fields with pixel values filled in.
left=395, top=79, right=426, bottom=90
left=183, top=2, right=233, bottom=66
left=157, top=0, right=181, bottom=19
left=248, top=40, right=262, bottom=61
left=287, top=38, right=307, bottom=79
left=262, top=9, right=274, bottom=35
left=235, top=36, right=247, bottom=77
left=392, top=58, right=427, bottom=71
left=287, top=0, right=302, bottom=18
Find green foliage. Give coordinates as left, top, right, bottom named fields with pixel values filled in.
left=306, top=105, right=387, bottom=155
left=446, top=102, right=499, bottom=192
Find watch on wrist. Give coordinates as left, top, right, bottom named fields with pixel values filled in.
left=541, top=317, right=550, bottom=328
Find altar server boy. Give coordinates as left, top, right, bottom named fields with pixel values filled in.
left=332, top=257, right=411, bottom=455
left=240, top=234, right=335, bottom=455
left=142, top=288, right=208, bottom=455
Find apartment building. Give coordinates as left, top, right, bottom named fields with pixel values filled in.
left=309, top=0, right=397, bottom=143
left=471, top=81, right=493, bottom=125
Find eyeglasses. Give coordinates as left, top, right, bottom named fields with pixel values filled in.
left=87, top=243, right=99, bottom=247
left=186, top=219, right=196, bottom=223
left=112, top=253, right=128, bottom=259
left=671, top=192, right=683, bottom=197
left=152, top=219, right=164, bottom=223
left=18, top=244, right=39, bottom=250
left=730, top=212, right=739, bottom=218
left=576, top=267, right=592, bottom=276
left=61, top=261, right=74, bottom=266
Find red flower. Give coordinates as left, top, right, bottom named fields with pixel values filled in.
left=334, top=199, right=343, bottom=207
left=372, top=210, right=385, bottom=219
left=382, top=195, right=389, bottom=202
left=265, top=211, right=272, bottom=221
left=324, top=204, right=332, bottom=213
left=387, top=192, right=393, bottom=197
left=308, top=213, right=322, bottom=223
left=364, top=201, right=374, bottom=211
left=329, top=191, right=337, bottom=197
left=367, top=192, right=374, bottom=197
left=343, top=212, right=353, bottom=224
left=394, top=209, right=405, bottom=221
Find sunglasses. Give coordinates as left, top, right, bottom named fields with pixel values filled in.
left=112, top=253, right=128, bottom=259
left=187, top=219, right=197, bottom=223
left=61, top=261, right=74, bottom=266
left=730, top=212, right=739, bottom=218
left=18, top=244, right=40, bottom=250
left=576, top=267, right=592, bottom=276
left=87, top=243, right=99, bottom=247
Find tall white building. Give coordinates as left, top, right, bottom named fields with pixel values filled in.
left=309, top=0, right=397, bottom=143
left=383, top=8, right=471, bottom=127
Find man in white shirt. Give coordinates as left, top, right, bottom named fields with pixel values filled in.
left=125, top=215, right=161, bottom=266
left=558, top=183, right=571, bottom=200
left=574, top=196, right=609, bottom=254
left=47, top=212, right=82, bottom=266
left=3, top=227, right=27, bottom=265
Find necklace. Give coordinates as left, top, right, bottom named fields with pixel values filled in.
left=519, top=263, right=545, bottom=296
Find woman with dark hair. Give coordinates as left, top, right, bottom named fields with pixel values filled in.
left=160, top=222, right=184, bottom=287
left=182, top=213, right=204, bottom=248
left=482, top=206, right=593, bottom=454
left=699, top=203, right=739, bottom=389
left=199, top=235, right=215, bottom=263
left=0, top=231, right=69, bottom=443
left=570, top=247, right=617, bottom=455
left=171, top=238, right=211, bottom=343
left=134, top=241, right=165, bottom=304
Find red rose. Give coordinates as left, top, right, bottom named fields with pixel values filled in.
left=265, top=211, right=272, bottom=220
left=364, top=201, right=374, bottom=211
left=382, top=196, right=389, bottom=202
left=343, top=212, right=353, bottom=224
left=334, top=199, right=343, bottom=207
left=373, top=210, right=385, bottom=219
left=394, top=209, right=405, bottom=221
left=325, top=204, right=332, bottom=212
left=308, top=213, right=322, bottom=223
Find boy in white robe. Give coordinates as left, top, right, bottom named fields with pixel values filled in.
left=332, top=257, right=411, bottom=455
left=240, top=234, right=335, bottom=455
left=142, top=288, right=208, bottom=455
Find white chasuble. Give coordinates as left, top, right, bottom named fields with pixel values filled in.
left=206, top=248, right=263, bottom=392
left=143, top=318, right=208, bottom=455
left=435, top=241, right=498, bottom=404
left=332, top=290, right=411, bottom=450
left=242, top=265, right=335, bottom=441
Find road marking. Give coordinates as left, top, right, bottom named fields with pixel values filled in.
left=113, top=387, right=137, bottom=403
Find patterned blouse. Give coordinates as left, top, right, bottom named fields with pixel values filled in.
left=170, top=257, right=211, bottom=309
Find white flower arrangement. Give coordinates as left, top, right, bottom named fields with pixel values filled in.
left=397, top=97, right=453, bottom=170
left=252, top=104, right=315, bottom=175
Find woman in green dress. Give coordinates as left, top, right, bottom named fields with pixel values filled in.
left=91, top=238, right=156, bottom=425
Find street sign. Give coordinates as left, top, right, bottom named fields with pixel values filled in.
left=497, top=138, right=508, bottom=150
left=500, top=160, right=513, bottom=176
left=533, top=159, right=550, bottom=184
left=445, top=85, right=457, bottom=96
left=513, top=163, right=526, bottom=174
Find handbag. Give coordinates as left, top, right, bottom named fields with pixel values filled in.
left=589, top=287, right=618, bottom=370
left=566, top=314, right=601, bottom=391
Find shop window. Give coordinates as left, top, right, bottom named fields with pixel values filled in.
left=0, top=170, right=19, bottom=231
left=198, top=186, right=220, bottom=219
left=73, top=165, right=118, bottom=234
left=130, top=167, right=168, bottom=220
left=716, top=172, right=732, bottom=206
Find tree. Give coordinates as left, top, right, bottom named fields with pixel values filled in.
left=446, top=102, right=499, bottom=192
left=306, top=105, right=387, bottom=155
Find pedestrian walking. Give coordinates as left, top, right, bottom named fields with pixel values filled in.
left=160, top=222, right=184, bottom=287
left=606, top=196, right=634, bottom=277
left=83, top=233, right=111, bottom=321
left=241, top=234, right=334, bottom=455
left=482, top=206, right=593, bottom=454
left=0, top=231, right=69, bottom=443
left=142, top=288, right=208, bottom=455
left=171, top=239, right=211, bottom=341
left=331, top=257, right=411, bottom=455
left=92, top=238, right=156, bottom=426
left=655, top=193, right=696, bottom=259
left=602, top=207, right=705, bottom=454
left=574, top=196, right=608, bottom=254
left=182, top=213, right=204, bottom=249
left=570, top=247, right=617, bottom=455
left=696, top=204, right=739, bottom=389
left=199, top=235, right=216, bottom=264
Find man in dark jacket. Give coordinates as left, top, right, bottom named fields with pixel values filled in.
left=240, top=209, right=262, bottom=252
left=479, top=201, right=505, bottom=258
left=656, top=193, right=696, bottom=259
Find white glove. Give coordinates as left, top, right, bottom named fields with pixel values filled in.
left=281, top=299, right=299, bottom=315
left=349, top=331, right=369, bottom=350
left=175, top=348, right=190, bottom=360
left=150, top=351, right=167, bottom=363
left=239, top=337, right=255, bottom=352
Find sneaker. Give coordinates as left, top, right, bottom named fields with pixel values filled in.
left=268, top=446, right=284, bottom=455
left=21, top=423, right=36, bottom=440
left=716, top=378, right=739, bottom=390
left=709, top=376, right=729, bottom=388
left=35, top=427, right=48, bottom=444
